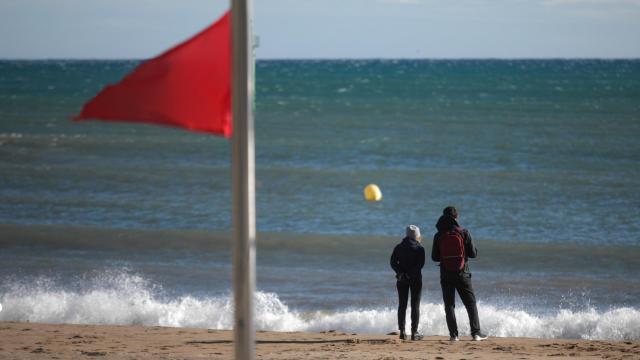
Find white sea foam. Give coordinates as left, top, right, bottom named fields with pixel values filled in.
left=1, top=272, right=638, bottom=341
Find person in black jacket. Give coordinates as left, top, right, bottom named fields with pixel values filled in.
left=431, top=206, right=488, bottom=341
left=390, top=225, right=425, bottom=341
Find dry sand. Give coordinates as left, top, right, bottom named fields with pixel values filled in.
left=0, top=321, right=638, bottom=359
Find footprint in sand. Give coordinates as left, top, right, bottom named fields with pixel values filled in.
left=80, top=351, right=107, bottom=356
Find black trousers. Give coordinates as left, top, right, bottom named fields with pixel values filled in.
left=440, top=271, right=481, bottom=337
left=396, top=278, right=422, bottom=333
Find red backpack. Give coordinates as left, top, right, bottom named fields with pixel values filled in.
left=439, top=228, right=465, bottom=272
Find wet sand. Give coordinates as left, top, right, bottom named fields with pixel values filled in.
left=0, top=321, right=638, bottom=359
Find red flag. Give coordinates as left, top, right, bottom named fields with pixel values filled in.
left=74, top=11, right=232, bottom=137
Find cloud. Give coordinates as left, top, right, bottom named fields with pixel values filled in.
left=377, top=0, right=422, bottom=5
left=541, top=0, right=640, bottom=19
left=544, top=0, right=640, bottom=5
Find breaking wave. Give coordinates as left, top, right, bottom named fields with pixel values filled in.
left=0, top=271, right=638, bottom=341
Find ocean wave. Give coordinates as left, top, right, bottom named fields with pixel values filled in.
left=0, top=271, right=638, bottom=341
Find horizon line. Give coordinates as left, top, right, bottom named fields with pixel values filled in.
left=1, top=56, right=639, bottom=62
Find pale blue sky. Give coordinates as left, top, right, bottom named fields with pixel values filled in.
left=1, top=0, right=639, bottom=59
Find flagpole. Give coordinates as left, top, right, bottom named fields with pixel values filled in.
left=231, top=0, right=256, bottom=359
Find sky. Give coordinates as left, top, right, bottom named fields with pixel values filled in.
left=0, top=0, right=639, bottom=59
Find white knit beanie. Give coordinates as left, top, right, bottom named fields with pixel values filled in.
left=406, top=225, right=421, bottom=240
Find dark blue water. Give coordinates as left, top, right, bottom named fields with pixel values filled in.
left=1, top=60, right=639, bottom=339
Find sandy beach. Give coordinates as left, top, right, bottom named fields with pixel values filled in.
left=0, top=322, right=638, bottom=360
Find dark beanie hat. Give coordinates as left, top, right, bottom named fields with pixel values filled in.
left=443, top=206, right=458, bottom=218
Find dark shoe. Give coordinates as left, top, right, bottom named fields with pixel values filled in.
left=399, top=331, right=406, bottom=340
left=411, top=332, right=423, bottom=341
left=472, top=333, right=488, bottom=341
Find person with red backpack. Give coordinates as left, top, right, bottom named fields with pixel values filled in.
left=431, top=206, right=488, bottom=341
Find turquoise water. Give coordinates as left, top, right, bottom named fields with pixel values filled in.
left=1, top=60, right=639, bottom=339
left=1, top=60, right=639, bottom=242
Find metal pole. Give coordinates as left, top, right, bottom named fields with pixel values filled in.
left=231, top=0, right=255, bottom=359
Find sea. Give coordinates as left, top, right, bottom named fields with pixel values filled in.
left=0, top=59, right=639, bottom=340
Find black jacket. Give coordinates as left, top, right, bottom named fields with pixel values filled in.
left=431, top=215, right=477, bottom=274
left=390, top=237, right=425, bottom=280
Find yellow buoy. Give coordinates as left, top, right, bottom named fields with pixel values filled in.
left=364, top=184, right=382, bottom=201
